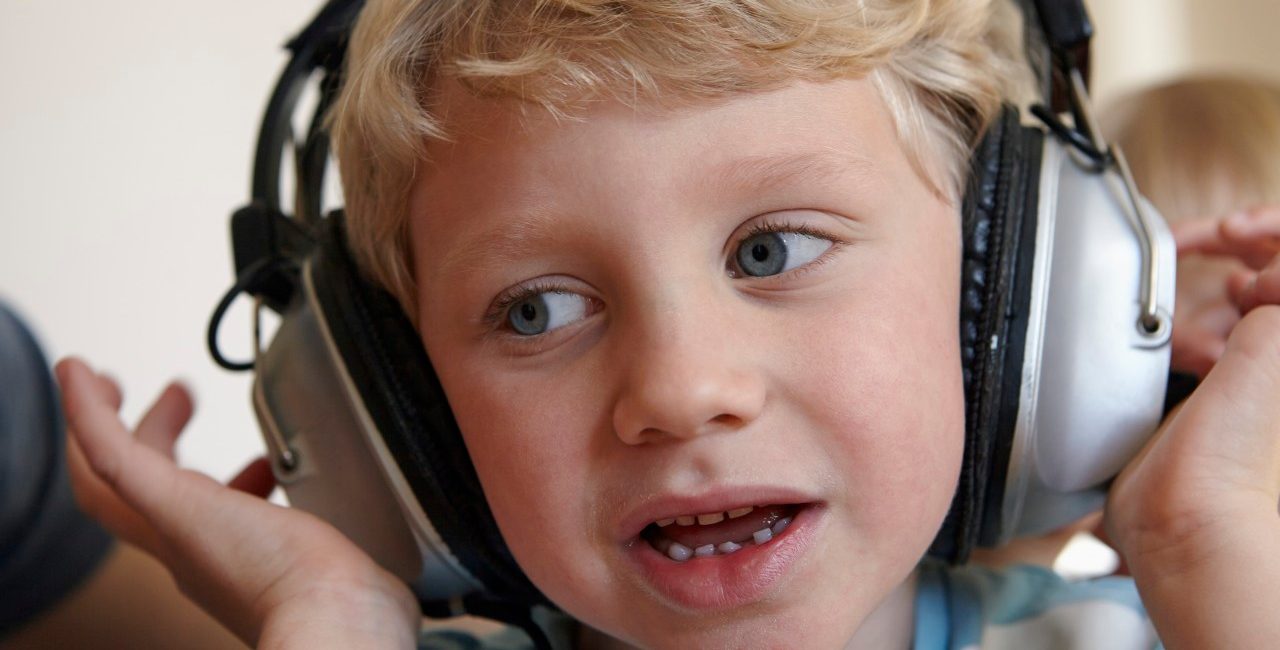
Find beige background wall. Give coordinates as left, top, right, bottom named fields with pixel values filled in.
left=0, top=1, right=319, bottom=486
left=1089, top=0, right=1280, bottom=105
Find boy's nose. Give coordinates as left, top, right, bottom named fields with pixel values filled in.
left=611, top=317, right=766, bottom=445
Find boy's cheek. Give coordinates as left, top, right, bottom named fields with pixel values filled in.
left=829, top=223, right=966, bottom=535
left=817, top=315, right=965, bottom=537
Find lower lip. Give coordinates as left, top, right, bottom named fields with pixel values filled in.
left=624, top=504, right=824, bottom=611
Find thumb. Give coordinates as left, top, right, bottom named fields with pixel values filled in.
left=1169, top=306, right=1280, bottom=497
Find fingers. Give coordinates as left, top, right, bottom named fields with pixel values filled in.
left=1181, top=306, right=1280, bottom=495
left=58, top=357, right=141, bottom=489
left=59, top=358, right=168, bottom=554
left=134, top=382, right=194, bottom=459
left=56, top=358, right=371, bottom=646
left=56, top=358, right=213, bottom=552
left=1173, top=218, right=1224, bottom=255
left=58, top=359, right=276, bottom=546
left=1230, top=256, right=1280, bottom=314
left=1220, top=209, right=1280, bottom=269
left=228, top=457, right=276, bottom=499
left=66, top=363, right=193, bottom=460
left=96, top=371, right=124, bottom=411
left=1221, top=206, right=1280, bottom=244
left=65, top=428, right=166, bottom=552
left=1174, top=206, right=1280, bottom=268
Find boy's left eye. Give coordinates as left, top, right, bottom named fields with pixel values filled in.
left=505, top=291, right=593, bottom=336
left=731, top=229, right=834, bottom=278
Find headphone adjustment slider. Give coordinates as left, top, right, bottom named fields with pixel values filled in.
left=1063, top=70, right=1169, bottom=344
left=251, top=294, right=300, bottom=474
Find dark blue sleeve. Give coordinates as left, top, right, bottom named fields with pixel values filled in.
left=0, top=302, right=114, bottom=636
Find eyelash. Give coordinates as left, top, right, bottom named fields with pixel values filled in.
left=483, top=217, right=845, bottom=336
left=483, top=278, right=570, bottom=331
left=742, top=217, right=831, bottom=242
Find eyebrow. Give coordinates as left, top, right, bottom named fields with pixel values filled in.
left=432, top=149, right=878, bottom=279
left=708, top=149, right=879, bottom=197
left=432, top=205, right=562, bottom=281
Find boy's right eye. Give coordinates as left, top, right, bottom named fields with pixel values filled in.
left=499, top=287, right=597, bottom=336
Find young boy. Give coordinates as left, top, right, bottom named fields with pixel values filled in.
left=56, top=0, right=1280, bottom=647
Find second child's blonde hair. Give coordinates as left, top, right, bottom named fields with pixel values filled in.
left=1105, top=76, right=1280, bottom=223
left=329, top=0, right=1033, bottom=315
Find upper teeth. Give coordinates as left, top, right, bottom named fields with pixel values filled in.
left=657, top=505, right=756, bottom=528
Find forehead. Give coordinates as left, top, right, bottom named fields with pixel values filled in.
left=409, top=78, right=924, bottom=267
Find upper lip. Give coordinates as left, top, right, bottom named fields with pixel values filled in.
left=616, top=485, right=822, bottom=542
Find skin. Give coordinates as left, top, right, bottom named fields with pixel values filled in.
left=1107, top=207, right=1280, bottom=647
left=410, top=77, right=964, bottom=648
left=1171, top=206, right=1280, bottom=377
left=51, top=80, right=1280, bottom=648
left=53, top=365, right=420, bottom=649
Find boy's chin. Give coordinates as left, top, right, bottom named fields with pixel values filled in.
left=584, top=597, right=873, bottom=650
left=568, top=565, right=902, bottom=649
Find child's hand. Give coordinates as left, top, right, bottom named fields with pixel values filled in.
left=1103, top=302, right=1280, bottom=646
left=57, top=357, right=420, bottom=649
left=1174, top=205, right=1280, bottom=271
left=1228, top=253, right=1280, bottom=315
left=1170, top=205, right=1280, bottom=377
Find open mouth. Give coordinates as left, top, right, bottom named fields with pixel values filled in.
left=640, top=503, right=806, bottom=561
left=625, top=499, right=824, bottom=610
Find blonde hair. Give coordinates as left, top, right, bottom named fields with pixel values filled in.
left=1105, top=76, right=1280, bottom=222
left=329, top=0, right=1033, bottom=314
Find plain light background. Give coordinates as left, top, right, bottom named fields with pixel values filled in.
left=1, top=0, right=1276, bottom=575
left=1, top=1, right=322, bottom=485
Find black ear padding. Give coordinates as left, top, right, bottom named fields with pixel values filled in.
left=930, top=106, right=1044, bottom=563
left=308, top=214, right=548, bottom=606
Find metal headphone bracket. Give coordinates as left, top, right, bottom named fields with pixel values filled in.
left=1029, top=0, right=1170, bottom=343
left=208, top=1, right=364, bottom=372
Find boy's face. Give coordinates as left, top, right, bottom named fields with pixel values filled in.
left=411, top=77, right=965, bottom=647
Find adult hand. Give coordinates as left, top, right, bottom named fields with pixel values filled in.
left=1169, top=206, right=1280, bottom=377
left=57, top=357, right=420, bottom=649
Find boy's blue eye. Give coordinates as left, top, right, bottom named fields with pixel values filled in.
left=734, top=231, right=832, bottom=277
left=506, top=291, right=592, bottom=336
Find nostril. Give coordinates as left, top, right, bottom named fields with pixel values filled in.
left=634, top=427, right=665, bottom=443
left=621, top=415, right=745, bottom=444
left=710, top=413, right=743, bottom=428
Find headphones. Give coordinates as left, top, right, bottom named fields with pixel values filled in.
left=207, top=0, right=1178, bottom=632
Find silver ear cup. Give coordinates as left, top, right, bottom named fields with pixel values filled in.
left=995, top=136, right=1176, bottom=542
left=252, top=258, right=485, bottom=601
